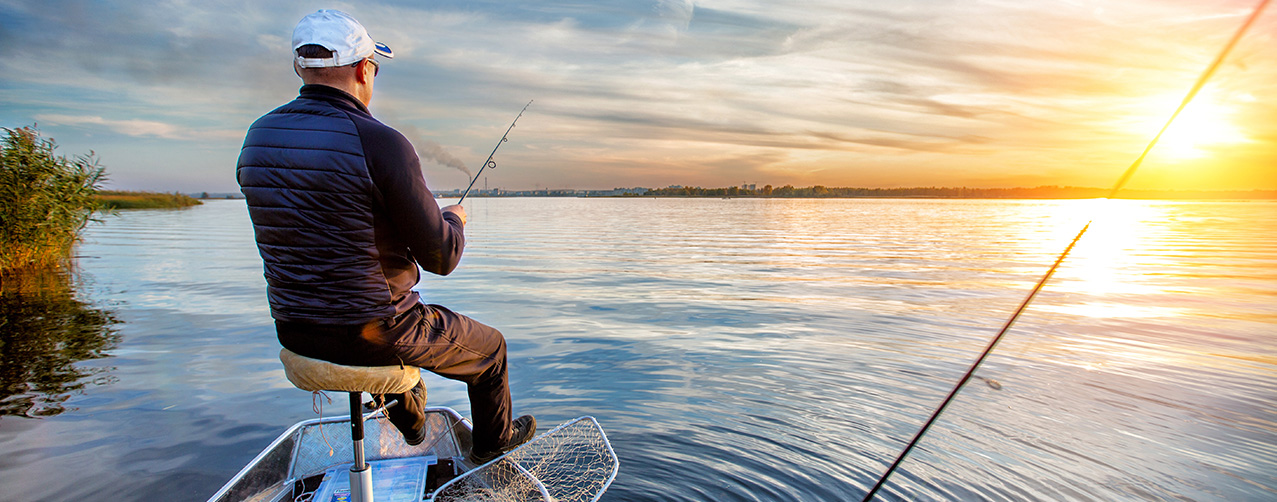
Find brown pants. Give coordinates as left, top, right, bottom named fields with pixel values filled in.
left=276, top=303, right=514, bottom=453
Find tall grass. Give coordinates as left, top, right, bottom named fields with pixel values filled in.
left=0, top=126, right=105, bottom=273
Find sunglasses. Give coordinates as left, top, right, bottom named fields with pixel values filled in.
left=350, top=57, right=379, bottom=77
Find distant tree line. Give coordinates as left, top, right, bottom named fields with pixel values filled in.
left=643, top=185, right=1277, bottom=199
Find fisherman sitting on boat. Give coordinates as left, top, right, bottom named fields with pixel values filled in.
left=235, top=9, right=535, bottom=464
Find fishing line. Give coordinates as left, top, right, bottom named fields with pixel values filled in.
left=861, top=2, right=1270, bottom=500
left=457, top=100, right=533, bottom=204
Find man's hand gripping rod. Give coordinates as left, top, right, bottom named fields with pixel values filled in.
left=457, top=100, right=533, bottom=204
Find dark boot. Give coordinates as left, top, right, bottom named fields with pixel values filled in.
left=467, top=415, right=536, bottom=464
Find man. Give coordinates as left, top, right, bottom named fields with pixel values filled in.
left=236, top=9, right=534, bottom=464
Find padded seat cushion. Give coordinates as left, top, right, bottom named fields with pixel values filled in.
left=280, top=348, right=421, bottom=394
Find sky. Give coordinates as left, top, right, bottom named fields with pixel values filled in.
left=1, top=0, right=1274, bottom=193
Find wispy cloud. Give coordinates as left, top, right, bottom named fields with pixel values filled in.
left=34, top=114, right=186, bottom=139
left=33, top=114, right=244, bottom=142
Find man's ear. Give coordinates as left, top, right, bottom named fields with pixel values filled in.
left=354, top=60, right=372, bottom=85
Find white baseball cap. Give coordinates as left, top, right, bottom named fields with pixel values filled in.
left=292, top=9, right=393, bottom=68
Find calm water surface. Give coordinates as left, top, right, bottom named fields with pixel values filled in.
left=0, top=198, right=1274, bottom=501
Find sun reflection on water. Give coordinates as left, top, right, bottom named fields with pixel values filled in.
left=1026, top=199, right=1189, bottom=319
left=999, top=198, right=1277, bottom=384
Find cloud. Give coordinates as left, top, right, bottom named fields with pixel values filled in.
left=33, top=114, right=181, bottom=139
left=33, top=114, right=241, bottom=141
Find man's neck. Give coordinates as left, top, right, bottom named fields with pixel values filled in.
left=301, top=78, right=371, bottom=107
left=300, top=85, right=370, bottom=113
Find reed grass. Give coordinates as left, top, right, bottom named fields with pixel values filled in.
left=0, top=126, right=105, bottom=273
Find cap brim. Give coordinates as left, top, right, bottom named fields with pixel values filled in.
left=374, top=41, right=393, bottom=59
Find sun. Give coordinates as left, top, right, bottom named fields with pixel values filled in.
left=1141, top=92, right=1249, bottom=160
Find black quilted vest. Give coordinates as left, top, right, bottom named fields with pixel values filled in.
left=236, top=88, right=398, bottom=324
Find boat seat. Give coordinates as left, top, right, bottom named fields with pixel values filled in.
left=279, top=348, right=421, bottom=395
left=279, top=348, right=424, bottom=502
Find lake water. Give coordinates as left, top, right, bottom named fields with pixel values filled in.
left=1, top=197, right=1274, bottom=501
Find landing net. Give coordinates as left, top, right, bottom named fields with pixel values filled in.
left=429, top=416, right=618, bottom=502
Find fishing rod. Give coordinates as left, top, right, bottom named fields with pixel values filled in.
left=861, top=1, right=1270, bottom=500
left=457, top=100, right=533, bottom=204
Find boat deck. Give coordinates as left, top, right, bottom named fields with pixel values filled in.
left=209, top=407, right=473, bottom=502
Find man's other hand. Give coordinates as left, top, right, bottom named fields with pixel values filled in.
left=442, top=204, right=467, bottom=226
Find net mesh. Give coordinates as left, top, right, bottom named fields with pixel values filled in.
left=430, top=416, right=618, bottom=502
